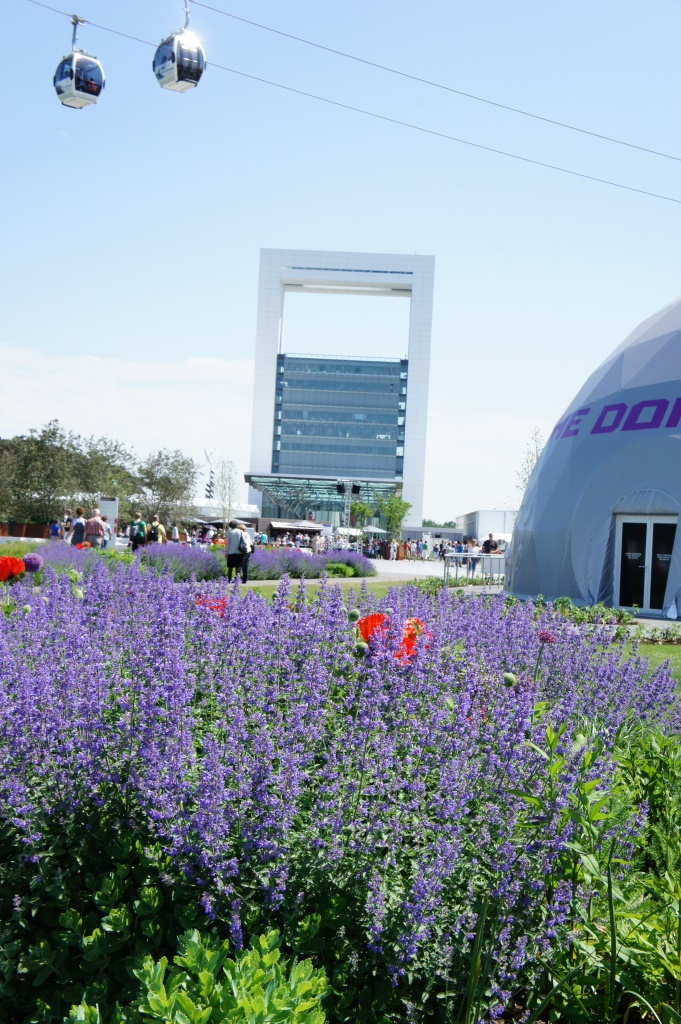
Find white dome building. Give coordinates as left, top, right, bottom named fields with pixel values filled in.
left=506, top=296, right=681, bottom=618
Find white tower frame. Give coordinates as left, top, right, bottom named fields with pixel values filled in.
left=248, top=248, right=435, bottom=527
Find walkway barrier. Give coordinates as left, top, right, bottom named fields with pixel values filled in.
left=443, top=552, right=506, bottom=586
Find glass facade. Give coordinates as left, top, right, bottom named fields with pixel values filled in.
left=272, top=354, right=407, bottom=480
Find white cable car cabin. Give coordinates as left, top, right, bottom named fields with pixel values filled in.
left=53, top=17, right=104, bottom=109
left=153, top=31, right=205, bottom=91
left=54, top=53, right=104, bottom=108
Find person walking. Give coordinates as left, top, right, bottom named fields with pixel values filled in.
left=70, top=507, right=87, bottom=546
left=467, top=538, right=480, bottom=580
left=238, top=523, right=253, bottom=582
left=83, top=508, right=106, bottom=548
left=101, top=515, right=112, bottom=549
left=226, top=519, right=243, bottom=581
left=146, top=514, right=167, bottom=545
left=129, top=513, right=147, bottom=552
left=62, top=509, right=74, bottom=543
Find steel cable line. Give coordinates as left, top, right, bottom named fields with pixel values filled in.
left=189, top=0, right=681, bottom=165
left=21, top=0, right=681, bottom=205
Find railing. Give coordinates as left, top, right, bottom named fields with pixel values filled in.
left=443, top=552, right=506, bottom=586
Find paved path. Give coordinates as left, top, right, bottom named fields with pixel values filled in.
left=369, top=557, right=446, bottom=581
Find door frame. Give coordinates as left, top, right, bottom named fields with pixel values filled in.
left=613, top=514, right=678, bottom=613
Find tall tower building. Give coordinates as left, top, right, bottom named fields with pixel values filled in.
left=246, top=248, right=434, bottom=528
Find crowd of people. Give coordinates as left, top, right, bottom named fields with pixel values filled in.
left=51, top=509, right=256, bottom=582
left=50, top=507, right=114, bottom=548
left=48, top=512, right=504, bottom=583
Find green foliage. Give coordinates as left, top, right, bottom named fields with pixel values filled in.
left=349, top=502, right=374, bottom=529
left=519, top=724, right=681, bottom=1024
left=71, top=929, right=327, bottom=1024
left=376, top=495, right=412, bottom=542
left=323, top=563, right=354, bottom=578
left=551, top=595, right=634, bottom=625
left=0, top=421, right=198, bottom=530
left=0, top=810, right=205, bottom=1024
left=636, top=624, right=681, bottom=645
left=413, top=576, right=447, bottom=597
left=0, top=421, right=134, bottom=526
left=97, top=548, right=136, bottom=568
left=0, top=541, right=39, bottom=557
left=126, top=450, right=198, bottom=527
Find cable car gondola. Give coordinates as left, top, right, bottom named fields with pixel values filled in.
left=53, top=16, right=104, bottom=108
left=153, top=0, right=205, bottom=92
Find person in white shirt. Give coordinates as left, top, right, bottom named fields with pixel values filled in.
left=467, top=539, right=480, bottom=579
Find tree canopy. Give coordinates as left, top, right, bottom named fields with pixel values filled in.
left=377, top=495, right=412, bottom=541
left=0, top=421, right=199, bottom=526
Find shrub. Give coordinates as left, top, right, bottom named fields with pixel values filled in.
left=0, top=566, right=678, bottom=1022
left=323, top=562, right=354, bottom=578
left=70, top=928, right=327, bottom=1023
left=248, top=548, right=375, bottom=580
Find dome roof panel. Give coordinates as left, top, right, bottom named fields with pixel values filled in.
left=507, top=293, right=681, bottom=616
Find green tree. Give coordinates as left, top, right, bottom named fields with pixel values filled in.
left=2, top=420, right=81, bottom=524
left=129, top=449, right=198, bottom=526
left=377, top=495, right=412, bottom=541
left=422, top=518, right=440, bottom=527
left=516, top=427, right=545, bottom=497
left=350, top=500, right=374, bottom=529
left=214, top=458, right=239, bottom=527
left=74, top=434, right=136, bottom=511
left=0, top=442, right=16, bottom=522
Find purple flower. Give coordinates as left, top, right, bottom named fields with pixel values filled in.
left=21, top=553, right=43, bottom=574
left=0, top=567, right=676, bottom=1020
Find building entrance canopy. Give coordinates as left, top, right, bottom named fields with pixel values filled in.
left=269, top=520, right=323, bottom=533
left=245, top=474, right=399, bottom=520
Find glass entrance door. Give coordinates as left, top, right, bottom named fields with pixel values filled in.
left=618, top=521, right=647, bottom=608
left=615, top=516, right=677, bottom=612
left=650, top=523, right=677, bottom=610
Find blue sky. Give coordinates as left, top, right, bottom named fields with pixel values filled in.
left=3, top=0, right=681, bottom=518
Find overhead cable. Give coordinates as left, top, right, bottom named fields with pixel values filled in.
left=189, top=0, right=681, bottom=165
left=21, top=0, right=681, bottom=205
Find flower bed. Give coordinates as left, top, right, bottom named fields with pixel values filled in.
left=40, top=542, right=377, bottom=582
left=247, top=546, right=375, bottom=580
left=0, top=562, right=678, bottom=1022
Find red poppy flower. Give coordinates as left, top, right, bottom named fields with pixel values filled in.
left=357, top=613, right=431, bottom=663
left=195, top=595, right=229, bottom=617
left=357, top=613, right=389, bottom=643
left=0, top=556, right=27, bottom=583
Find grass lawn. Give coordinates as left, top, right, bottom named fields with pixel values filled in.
left=246, top=577, right=407, bottom=601
left=637, top=642, right=681, bottom=680
left=0, top=541, right=40, bottom=557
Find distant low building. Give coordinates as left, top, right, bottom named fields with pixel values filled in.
left=455, top=509, right=517, bottom=542
left=194, top=502, right=260, bottom=526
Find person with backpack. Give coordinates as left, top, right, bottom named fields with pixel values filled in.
left=129, top=513, right=147, bottom=552
left=146, top=514, right=166, bottom=545
left=226, top=518, right=244, bottom=581
left=237, top=522, right=253, bottom=583
left=70, top=507, right=87, bottom=546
